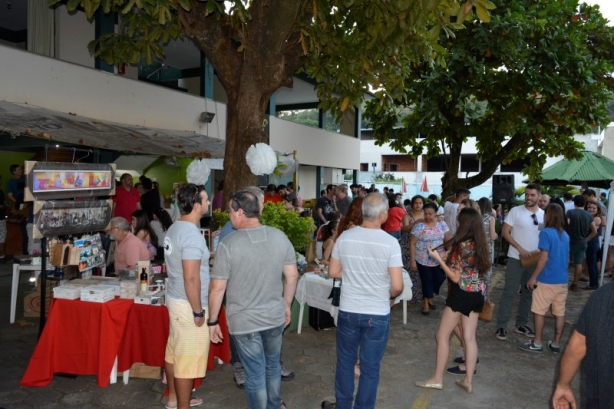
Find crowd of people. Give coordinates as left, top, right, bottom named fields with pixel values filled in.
left=61, top=177, right=614, bottom=407
left=4, top=163, right=612, bottom=408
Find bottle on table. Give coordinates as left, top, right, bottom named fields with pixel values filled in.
left=140, top=268, right=148, bottom=293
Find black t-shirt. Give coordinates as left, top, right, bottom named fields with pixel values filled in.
left=566, top=208, right=593, bottom=245
left=316, top=196, right=334, bottom=225
left=141, top=190, right=161, bottom=221
left=575, top=283, right=614, bottom=408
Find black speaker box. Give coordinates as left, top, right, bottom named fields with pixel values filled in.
left=492, top=175, right=515, bottom=204
left=309, top=307, right=335, bottom=331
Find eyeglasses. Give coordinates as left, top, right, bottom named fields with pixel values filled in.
left=230, top=191, right=247, bottom=212
left=530, top=214, right=538, bottom=226
left=192, top=186, right=204, bottom=205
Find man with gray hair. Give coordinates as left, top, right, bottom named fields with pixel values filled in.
left=209, top=190, right=299, bottom=409
left=216, top=186, right=296, bottom=388
left=335, top=184, right=352, bottom=217
left=108, top=216, right=148, bottom=271
left=322, top=193, right=404, bottom=409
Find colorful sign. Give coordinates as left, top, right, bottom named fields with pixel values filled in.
left=32, top=170, right=112, bottom=193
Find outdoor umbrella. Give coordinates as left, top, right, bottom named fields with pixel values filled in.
left=537, top=151, right=614, bottom=189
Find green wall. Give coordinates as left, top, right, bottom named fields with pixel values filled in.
left=0, top=151, right=36, bottom=192
left=143, top=157, right=211, bottom=198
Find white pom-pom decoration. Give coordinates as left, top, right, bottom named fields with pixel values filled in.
left=245, top=143, right=277, bottom=175
left=186, top=159, right=211, bottom=186
left=277, top=158, right=299, bottom=177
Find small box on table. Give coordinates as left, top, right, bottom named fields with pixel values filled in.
left=80, top=285, right=115, bottom=303
left=53, top=284, right=83, bottom=300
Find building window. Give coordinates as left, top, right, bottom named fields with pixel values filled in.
left=360, top=163, right=369, bottom=171
left=501, top=158, right=530, bottom=172
left=460, top=154, right=480, bottom=172
left=426, top=155, right=450, bottom=172
left=389, top=164, right=398, bottom=172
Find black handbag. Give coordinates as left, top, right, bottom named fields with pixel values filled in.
left=328, top=279, right=341, bottom=307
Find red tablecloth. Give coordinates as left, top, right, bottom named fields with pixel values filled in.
left=117, top=303, right=231, bottom=372
left=21, top=299, right=231, bottom=388
left=21, top=298, right=133, bottom=387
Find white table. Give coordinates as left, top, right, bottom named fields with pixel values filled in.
left=294, top=270, right=413, bottom=334
left=10, top=263, right=42, bottom=324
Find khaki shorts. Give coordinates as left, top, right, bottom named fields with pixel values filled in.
left=165, top=297, right=210, bottom=379
left=531, top=283, right=568, bottom=317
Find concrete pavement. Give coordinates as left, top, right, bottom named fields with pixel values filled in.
left=0, top=261, right=595, bottom=408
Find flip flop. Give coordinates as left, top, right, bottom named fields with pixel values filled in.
left=164, top=396, right=202, bottom=409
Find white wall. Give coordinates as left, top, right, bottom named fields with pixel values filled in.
left=54, top=5, right=95, bottom=68
left=269, top=117, right=360, bottom=170
left=0, top=44, right=226, bottom=139
left=297, top=165, right=317, bottom=202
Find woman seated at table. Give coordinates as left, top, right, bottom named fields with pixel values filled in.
left=321, top=217, right=340, bottom=264
left=151, top=207, right=173, bottom=255
left=131, top=210, right=158, bottom=261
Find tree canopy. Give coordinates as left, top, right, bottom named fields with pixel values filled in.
left=50, top=0, right=492, bottom=199
left=365, top=0, right=614, bottom=197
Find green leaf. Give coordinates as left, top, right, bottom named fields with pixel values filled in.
left=178, top=0, right=191, bottom=11
left=475, top=4, right=491, bottom=23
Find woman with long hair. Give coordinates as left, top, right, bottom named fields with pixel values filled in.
left=131, top=209, right=158, bottom=260
left=321, top=217, right=340, bottom=264
left=410, top=202, right=450, bottom=315
left=416, top=208, right=491, bottom=394
left=585, top=201, right=602, bottom=289
left=336, top=197, right=364, bottom=237
left=399, top=195, right=424, bottom=305
left=151, top=207, right=174, bottom=253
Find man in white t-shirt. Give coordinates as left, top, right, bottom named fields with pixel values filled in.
left=443, top=188, right=471, bottom=237
left=495, top=183, right=544, bottom=341
left=321, top=193, right=403, bottom=409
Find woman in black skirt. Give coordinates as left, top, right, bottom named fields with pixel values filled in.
left=415, top=208, right=491, bottom=394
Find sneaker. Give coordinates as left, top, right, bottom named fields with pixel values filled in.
left=548, top=341, right=561, bottom=354
left=515, top=325, right=535, bottom=338
left=321, top=401, right=337, bottom=409
left=495, top=328, right=507, bottom=340
left=281, top=364, right=295, bottom=381
left=518, top=340, right=543, bottom=353
left=232, top=362, right=245, bottom=389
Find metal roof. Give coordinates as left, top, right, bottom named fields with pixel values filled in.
left=539, top=151, right=614, bottom=189
left=0, top=101, right=226, bottom=158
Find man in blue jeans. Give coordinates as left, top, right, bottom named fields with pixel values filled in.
left=209, top=190, right=298, bottom=409
left=322, top=193, right=404, bottom=409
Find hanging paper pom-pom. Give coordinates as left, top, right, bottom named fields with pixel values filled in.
left=246, top=143, right=277, bottom=175
left=186, top=158, right=211, bottom=186
left=274, top=158, right=299, bottom=178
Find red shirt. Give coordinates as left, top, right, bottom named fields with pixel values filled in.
left=113, top=186, right=141, bottom=221
left=264, top=194, right=283, bottom=204
left=383, top=207, right=406, bottom=233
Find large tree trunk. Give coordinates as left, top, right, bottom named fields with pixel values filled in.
left=179, top=0, right=309, bottom=204
left=222, top=81, right=268, bottom=202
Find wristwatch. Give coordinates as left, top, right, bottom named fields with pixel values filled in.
left=192, top=309, right=205, bottom=318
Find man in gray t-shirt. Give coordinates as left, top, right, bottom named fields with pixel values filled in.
left=162, top=184, right=210, bottom=409
left=335, top=184, right=353, bottom=217
left=209, top=190, right=298, bottom=409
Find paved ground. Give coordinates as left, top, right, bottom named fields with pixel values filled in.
left=0, top=260, right=599, bottom=409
